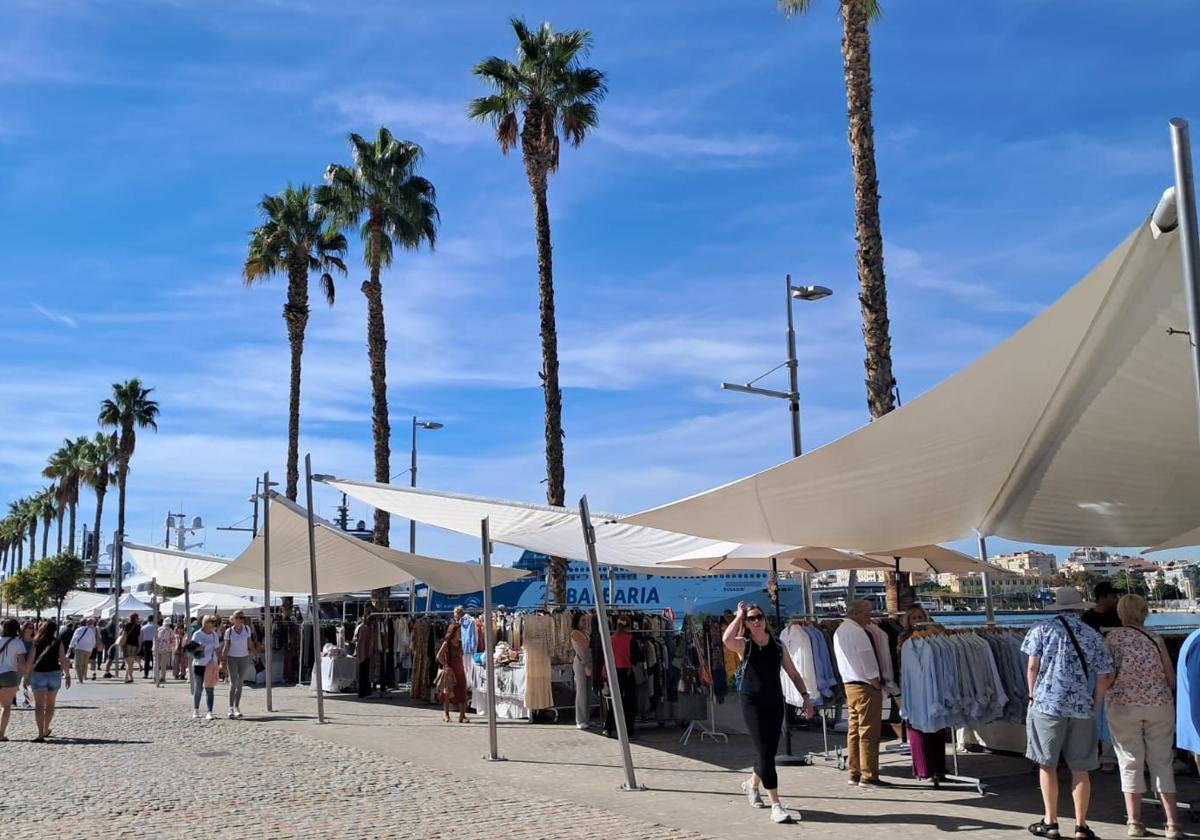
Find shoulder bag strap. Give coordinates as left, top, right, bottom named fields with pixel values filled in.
left=1056, top=616, right=1089, bottom=679
left=1127, top=625, right=1174, bottom=680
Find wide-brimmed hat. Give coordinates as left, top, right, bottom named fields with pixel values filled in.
left=1048, top=586, right=1093, bottom=611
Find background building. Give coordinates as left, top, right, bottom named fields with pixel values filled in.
left=991, top=550, right=1057, bottom=577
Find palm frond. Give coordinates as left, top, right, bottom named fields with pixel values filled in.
left=777, top=0, right=816, bottom=17
left=559, top=102, right=599, bottom=147
left=319, top=273, right=335, bottom=306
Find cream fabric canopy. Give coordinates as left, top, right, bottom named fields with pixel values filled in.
left=317, top=479, right=727, bottom=576
left=657, top=543, right=889, bottom=573
left=200, top=494, right=529, bottom=596
left=866, top=545, right=1011, bottom=576
left=124, top=542, right=301, bottom=597
left=626, top=220, right=1196, bottom=550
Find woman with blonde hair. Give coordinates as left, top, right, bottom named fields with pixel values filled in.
left=1103, top=594, right=1181, bottom=839
left=221, top=610, right=257, bottom=719
left=189, top=615, right=221, bottom=721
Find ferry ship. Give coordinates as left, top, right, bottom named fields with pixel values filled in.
left=426, top=551, right=807, bottom=616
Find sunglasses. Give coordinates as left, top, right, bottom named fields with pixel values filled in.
left=746, top=614, right=765, bottom=622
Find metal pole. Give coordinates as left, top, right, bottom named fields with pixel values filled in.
left=977, top=533, right=995, bottom=624
left=409, top=416, right=419, bottom=615
left=113, top=529, right=123, bottom=637
left=183, top=568, right=191, bottom=624
left=262, top=471, right=274, bottom=713
left=607, top=565, right=615, bottom=607
left=1171, top=119, right=1200, bottom=445
left=579, top=495, right=642, bottom=791
left=151, top=576, right=159, bottom=687
left=304, top=454, right=326, bottom=724
left=480, top=517, right=504, bottom=761
left=784, top=274, right=802, bottom=457
left=802, top=570, right=815, bottom=617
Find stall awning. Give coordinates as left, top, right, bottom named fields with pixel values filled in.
left=657, top=543, right=889, bottom=573
left=123, top=542, right=297, bottom=597
left=317, top=478, right=731, bottom=575
left=160, top=591, right=263, bottom=617
left=200, top=494, right=530, bottom=596
left=865, top=545, right=1013, bottom=577
left=625, top=220, right=1195, bottom=549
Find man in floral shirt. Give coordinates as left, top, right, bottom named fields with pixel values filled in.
left=1022, top=587, right=1114, bottom=840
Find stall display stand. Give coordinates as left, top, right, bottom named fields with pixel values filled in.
left=939, top=734, right=987, bottom=795
left=680, top=688, right=727, bottom=746
left=802, top=703, right=845, bottom=770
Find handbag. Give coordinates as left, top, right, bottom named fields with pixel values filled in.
left=202, top=660, right=219, bottom=689
left=434, top=666, right=457, bottom=694
left=253, top=657, right=265, bottom=674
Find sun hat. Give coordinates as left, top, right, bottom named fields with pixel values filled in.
left=1048, top=586, right=1093, bottom=611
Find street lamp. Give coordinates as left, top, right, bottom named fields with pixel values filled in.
left=407, top=417, right=442, bottom=612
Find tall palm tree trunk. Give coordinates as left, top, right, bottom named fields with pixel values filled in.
left=284, top=264, right=310, bottom=503
left=41, top=520, right=49, bottom=559
left=28, top=522, right=37, bottom=564
left=840, top=0, right=908, bottom=613
left=523, top=128, right=568, bottom=606
left=67, top=500, right=77, bottom=556
left=56, top=508, right=63, bottom=554
left=364, top=224, right=392, bottom=609
left=91, top=485, right=106, bottom=592
left=17, top=541, right=23, bottom=572
left=115, top=454, right=129, bottom=591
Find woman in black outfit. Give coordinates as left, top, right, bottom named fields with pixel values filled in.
left=723, top=601, right=813, bottom=824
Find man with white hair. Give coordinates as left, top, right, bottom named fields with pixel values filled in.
left=1023, top=587, right=1114, bottom=840
left=68, top=618, right=98, bottom=683
left=833, top=599, right=886, bottom=788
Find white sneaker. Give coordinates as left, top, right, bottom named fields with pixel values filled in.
left=228, top=709, right=237, bottom=719
left=770, top=804, right=794, bottom=824
left=234, top=708, right=243, bottom=719
left=191, top=710, right=200, bottom=720
left=205, top=712, right=215, bottom=721
left=741, top=780, right=766, bottom=808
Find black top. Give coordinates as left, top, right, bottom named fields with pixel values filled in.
left=738, top=635, right=783, bottom=699
left=123, top=621, right=139, bottom=643
left=1082, top=608, right=1121, bottom=631
left=100, top=623, right=115, bottom=644
left=32, top=638, right=63, bottom=673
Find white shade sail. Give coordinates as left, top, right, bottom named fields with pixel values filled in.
left=865, top=545, right=1012, bottom=576
left=625, top=220, right=1197, bottom=550
left=201, top=494, right=529, bottom=596
left=320, top=478, right=735, bottom=575
left=159, top=591, right=263, bottom=617
left=124, top=542, right=301, bottom=598
left=658, top=542, right=889, bottom=573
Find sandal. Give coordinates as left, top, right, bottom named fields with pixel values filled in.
left=1029, top=821, right=1060, bottom=839
left=1165, top=826, right=1184, bottom=840
left=1126, top=823, right=1147, bottom=838
left=1075, top=826, right=1099, bottom=840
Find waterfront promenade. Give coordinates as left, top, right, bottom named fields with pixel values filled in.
left=3, top=679, right=1191, bottom=838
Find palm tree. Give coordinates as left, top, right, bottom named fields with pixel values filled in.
left=244, top=184, right=348, bottom=501
left=82, top=432, right=118, bottom=592
left=0, top=516, right=15, bottom=576
left=778, top=0, right=904, bottom=610
left=99, top=379, right=160, bottom=588
left=8, top=500, right=32, bottom=569
left=468, top=17, right=607, bottom=604
left=34, top=487, right=56, bottom=559
left=43, top=437, right=88, bottom=555
left=319, top=127, right=440, bottom=607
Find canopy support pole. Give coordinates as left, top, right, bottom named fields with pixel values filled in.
left=803, top=571, right=815, bottom=617
left=304, top=454, right=326, bottom=724
left=579, top=495, right=643, bottom=792
left=977, top=534, right=995, bottom=624
left=262, top=471, right=274, bottom=713
left=480, top=517, right=504, bottom=761
left=183, top=568, right=190, bottom=625
left=113, top=528, right=123, bottom=638
left=151, top=576, right=160, bottom=687
left=1170, top=119, right=1200, bottom=444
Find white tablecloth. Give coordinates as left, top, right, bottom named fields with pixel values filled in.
left=468, top=660, right=575, bottom=720
left=309, top=655, right=358, bottom=693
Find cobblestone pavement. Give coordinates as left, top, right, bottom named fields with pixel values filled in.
left=1, top=681, right=713, bottom=839
left=6, top=678, right=1198, bottom=839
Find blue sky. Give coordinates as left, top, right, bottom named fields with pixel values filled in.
left=0, top=0, right=1196, bottom=568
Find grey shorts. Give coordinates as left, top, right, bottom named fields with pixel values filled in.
left=1026, top=708, right=1098, bottom=771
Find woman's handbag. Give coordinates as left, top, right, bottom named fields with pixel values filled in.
left=253, top=657, right=266, bottom=674
left=202, top=660, right=219, bottom=689
left=434, top=666, right=457, bottom=695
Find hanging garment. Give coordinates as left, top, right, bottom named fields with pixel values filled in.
left=410, top=619, right=431, bottom=702
left=780, top=624, right=820, bottom=708
left=866, top=622, right=899, bottom=696
left=523, top=613, right=554, bottom=710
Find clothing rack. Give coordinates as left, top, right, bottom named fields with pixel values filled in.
left=680, top=616, right=727, bottom=745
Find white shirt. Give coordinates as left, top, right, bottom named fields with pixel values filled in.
left=833, top=619, right=880, bottom=684
left=224, top=625, right=252, bottom=658
left=70, top=626, right=97, bottom=651
left=140, top=622, right=157, bottom=643
left=0, top=636, right=24, bottom=674
left=191, top=630, right=219, bottom=666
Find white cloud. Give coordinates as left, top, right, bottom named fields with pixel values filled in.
left=888, top=244, right=1045, bottom=316
left=597, top=127, right=798, bottom=160
left=32, top=303, right=78, bottom=328
left=323, top=93, right=481, bottom=146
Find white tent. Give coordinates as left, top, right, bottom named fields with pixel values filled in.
left=318, top=479, right=744, bottom=575
left=657, top=543, right=889, bottom=573
left=58, top=590, right=110, bottom=617
left=201, top=494, right=530, bottom=596
left=625, top=219, right=1198, bottom=551
left=74, top=592, right=154, bottom=619
left=159, top=591, right=263, bottom=618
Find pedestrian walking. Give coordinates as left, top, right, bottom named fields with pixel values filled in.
left=155, top=619, right=175, bottom=683
left=723, top=601, right=814, bottom=825
left=28, top=619, right=72, bottom=742
left=436, top=608, right=468, bottom=724
left=353, top=611, right=375, bottom=699
left=570, top=611, right=593, bottom=730
left=68, top=618, right=98, bottom=684
left=1103, top=594, right=1182, bottom=838
left=1024, top=586, right=1114, bottom=840
left=173, top=622, right=188, bottom=679
left=19, top=621, right=35, bottom=709
left=0, top=618, right=30, bottom=742
left=100, top=618, right=117, bottom=678
left=121, top=614, right=141, bottom=683
left=834, top=599, right=887, bottom=788
left=139, top=614, right=157, bottom=679
left=190, top=615, right=220, bottom=721
left=221, top=610, right=256, bottom=719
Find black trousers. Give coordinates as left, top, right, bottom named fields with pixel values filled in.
left=357, top=658, right=371, bottom=698
left=742, top=693, right=785, bottom=790
left=604, top=667, right=637, bottom=736
left=140, top=641, right=154, bottom=678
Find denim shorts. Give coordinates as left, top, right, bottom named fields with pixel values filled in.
left=1026, top=708, right=1098, bottom=771
left=30, top=670, right=62, bottom=693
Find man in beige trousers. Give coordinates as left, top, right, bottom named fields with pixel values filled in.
left=834, top=600, right=887, bottom=787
